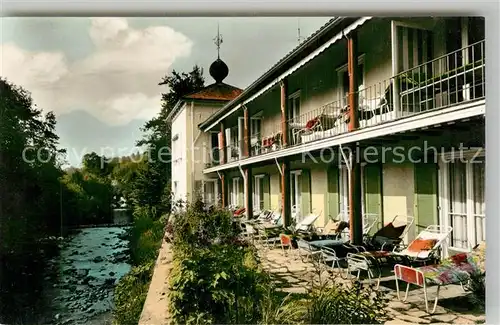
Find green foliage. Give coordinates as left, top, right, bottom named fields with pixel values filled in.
left=258, top=281, right=388, bottom=325
left=302, top=281, right=388, bottom=324
left=113, top=261, right=155, bottom=325
left=113, top=64, right=205, bottom=325
left=0, top=77, right=68, bottom=321
left=129, top=206, right=166, bottom=265
left=168, top=201, right=270, bottom=325
left=465, top=273, right=486, bottom=310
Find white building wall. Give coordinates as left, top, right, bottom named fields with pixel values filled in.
left=171, top=106, right=188, bottom=204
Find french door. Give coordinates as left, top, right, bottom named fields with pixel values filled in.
left=290, top=170, right=302, bottom=221
left=440, top=152, right=485, bottom=251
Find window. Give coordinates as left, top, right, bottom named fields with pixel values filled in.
left=203, top=179, right=218, bottom=207
left=250, top=117, right=262, bottom=137
left=290, top=170, right=302, bottom=221
left=210, top=132, right=219, bottom=165
left=395, top=24, right=432, bottom=72
left=231, top=177, right=241, bottom=207
left=448, top=161, right=468, bottom=249
left=253, top=175, right=265, bottom=212
left=288, top=91, right=301, bottom=122
left=338, top=165, right=366, bottom=222
left=441, top=152, right=485, bottom=250
left=337, top=55, right=365, bottom=107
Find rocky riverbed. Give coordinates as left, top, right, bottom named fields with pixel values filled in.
left=44, top=227, right=131, bottom=325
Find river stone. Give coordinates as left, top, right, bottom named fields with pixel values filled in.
left=93, top=256, right=104, bottom=263
left=76, top=269, right=90, bottom=277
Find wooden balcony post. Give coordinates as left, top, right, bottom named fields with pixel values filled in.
left=243, top=107, right=250, bottom=157
left=347, top=31, right=363, bottom=245
left=280, top=79, right=289, bottom=146
left=347, top=31, right=360, bottom=132
left=220, top=173, right=228, bottom=208
left=244, top=168, right=253, bottom=219
left=219, top=122, right=226, bottom=165
left=281, top=160, right=291, bottom=227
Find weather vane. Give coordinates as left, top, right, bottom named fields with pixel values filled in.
left=213, top=23, right=223, bottom=59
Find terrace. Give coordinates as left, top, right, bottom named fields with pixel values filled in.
left=257, top=246, right=485, bottom=325
left=234, top=210, right=485, bottom=324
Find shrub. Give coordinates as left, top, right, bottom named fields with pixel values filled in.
left=465, top=273, right=486, bottom=310
left=168, top=201, right=268, bottom=325
left=113, top=262, right=154, bottom=325
left=113, top=205, right=165, bottom=325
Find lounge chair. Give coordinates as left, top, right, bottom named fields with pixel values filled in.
left=392, top=225, right=453, bottom=263
left=345, top=224, right=452, bottom=288
left=363, top=215, right=415, bottom=251
left=394, top=242, right=485, bottom=313
left=289, top=212, right=321, bottom=234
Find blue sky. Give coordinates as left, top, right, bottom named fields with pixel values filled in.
left=1, top=17, right=329, bottom=166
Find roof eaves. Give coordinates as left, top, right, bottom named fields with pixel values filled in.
left=198, top=17, right=351, bottom=131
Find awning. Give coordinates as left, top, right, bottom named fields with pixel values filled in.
left=205, top=17, right=373, bottom=130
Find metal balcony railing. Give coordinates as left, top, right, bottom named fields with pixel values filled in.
left=209, top=40, right=485, bottom=166
left=396, top=40, right=485, bottom=116
left=287, top=97, right=347, bottom=146
left=250, top=120, right=283, bottom=156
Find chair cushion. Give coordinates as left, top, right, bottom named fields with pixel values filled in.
left=407, top=238, right=437, bottom=253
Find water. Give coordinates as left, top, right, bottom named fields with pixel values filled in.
left=45, top=226, right=131, bottom=325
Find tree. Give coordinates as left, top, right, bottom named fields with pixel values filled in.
left=128, top=65, right=205, bottom=217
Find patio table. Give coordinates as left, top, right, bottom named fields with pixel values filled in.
left=309, top=239, right=357, bottom=258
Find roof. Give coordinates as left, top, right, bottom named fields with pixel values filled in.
left=199, top=17, right=360, bottom=131
left=183, top=82, right=243, bottom=101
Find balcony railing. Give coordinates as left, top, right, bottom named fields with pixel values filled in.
left=208, top=40, right=485, bottom=167
left=287, top=97, right=347, bottom=146
left=250, top=120, right=283, bottom=156
left=395, top=40, right=485, bottom=117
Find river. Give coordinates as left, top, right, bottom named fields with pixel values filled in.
left=42, top=226, right=132, bottom=325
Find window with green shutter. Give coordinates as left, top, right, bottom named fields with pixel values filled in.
left=414, top=163, right=438, bottom=237
left=363, top=164, right=383, bottom=233
left=301, top=169, right=311, bottom=216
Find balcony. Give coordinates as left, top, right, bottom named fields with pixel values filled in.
left=208, top=40, right=485, bottom=168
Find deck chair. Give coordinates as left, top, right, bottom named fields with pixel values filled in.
left=394, top=241, right=485, bottom=314
left=315, top=215, right=350, bottom=238
left=306, top=214, right=380, bottom=258
left=363, top=215, right=415, bottom=251
left=392, top=225, right=453, bottom=263
left=345, top=220, right=438, bottom=289
left=291, top=212, right=321, bottom=233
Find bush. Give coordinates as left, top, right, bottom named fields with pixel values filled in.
left=129, top=206, right=165, bottom=265
left=113, top=206, right=165, bottom=325
left=465, top=273, right=486, bottom=310
left=168, top=200, right=268, bottom=325
left=113, top=262, right=154, bottom=325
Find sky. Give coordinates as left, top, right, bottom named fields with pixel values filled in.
left=1, top=17, right=330, bottom=167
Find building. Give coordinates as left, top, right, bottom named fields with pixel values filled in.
left=168, top=30, right=243, bottom=207
left=181, top=17, right=486, bottom=257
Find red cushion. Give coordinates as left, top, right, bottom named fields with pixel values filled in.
left=408, top=239, right=438, bottom=253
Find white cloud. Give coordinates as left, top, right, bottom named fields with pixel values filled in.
left=0, top=17, right=192, bottom=126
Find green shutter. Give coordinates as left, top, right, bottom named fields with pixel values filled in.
left=327, top=166, right=339, bottom=224
left=414, top=163, right=438, bottom=236
left=301, top=169, right=311, bottom=216
left=263, top=174, right=271, bottom=210
left=364, top=164, right=383, bottom=234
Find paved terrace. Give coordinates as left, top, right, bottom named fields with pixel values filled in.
left=257, top=246, right=486, bottom=325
